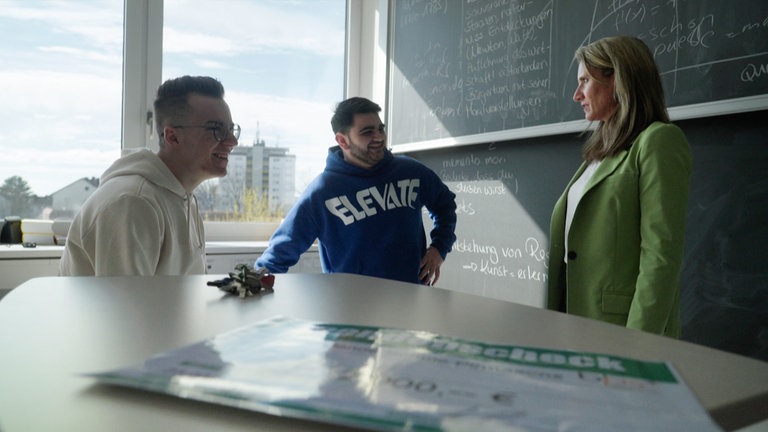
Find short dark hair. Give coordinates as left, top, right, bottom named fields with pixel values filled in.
left=154, top=76, right=225, bottom=144
left=330, top=97, right=381, bottom=134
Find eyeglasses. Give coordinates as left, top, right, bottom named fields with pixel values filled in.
left=171, top=122, right=241, bottom=142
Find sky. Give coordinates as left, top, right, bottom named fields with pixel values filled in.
left=0, top=0, right=346, bottom=197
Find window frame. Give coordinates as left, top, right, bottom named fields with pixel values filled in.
left=123, top=0, right=163, bottom=155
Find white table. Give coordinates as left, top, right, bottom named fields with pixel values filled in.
left=1, top=273, right=767, bottom=431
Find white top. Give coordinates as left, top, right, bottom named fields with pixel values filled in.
left=565, top=160, right=601, bottom=262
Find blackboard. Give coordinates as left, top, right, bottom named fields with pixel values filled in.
left=412, top=109, right=768, bottom=361
left=389, top=0, right=768, bottom=150
left=416, top=134, right=579, bottom=307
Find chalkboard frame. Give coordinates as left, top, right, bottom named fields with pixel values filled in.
left=385, top=0, right=768, bottom=153
left=389, top=94, right=768, bottom=152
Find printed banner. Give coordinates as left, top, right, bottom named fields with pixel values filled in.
left=88, top=316, right=722, bottom=431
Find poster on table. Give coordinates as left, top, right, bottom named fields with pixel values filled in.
left=88, top=316, right=722, bottom=431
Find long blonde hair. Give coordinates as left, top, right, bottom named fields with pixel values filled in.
left=575, top=36, right=669, bottom=161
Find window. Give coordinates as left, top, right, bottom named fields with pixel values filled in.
left=0, top=0, right=123, bottom=219
left=0, top=0, right=346, bottom=226
left=163, top=0, right=346, bottom=222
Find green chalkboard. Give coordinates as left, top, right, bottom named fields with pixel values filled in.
left=389, top=0, right=768, bottom=150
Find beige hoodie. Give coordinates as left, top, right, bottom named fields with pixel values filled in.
left=59, top=149, right=206, bottom=276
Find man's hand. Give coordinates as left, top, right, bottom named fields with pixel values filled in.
left=419, top=246, right=444, bottom=286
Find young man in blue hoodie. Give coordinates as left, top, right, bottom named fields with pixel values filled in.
left=256, top=97, right=457, bottom=285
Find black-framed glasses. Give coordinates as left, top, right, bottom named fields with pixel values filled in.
left=172, top=122, right=241, bottom=142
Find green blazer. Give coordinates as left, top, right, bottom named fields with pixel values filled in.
left=547, top=122, right=691, bottom=337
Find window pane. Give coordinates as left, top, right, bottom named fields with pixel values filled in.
left=163, top=0, right=346, bottom=222
left=0, top=0, right=123, bottom=220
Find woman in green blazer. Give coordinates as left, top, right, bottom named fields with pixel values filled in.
left=547, top=36, right=692, bottom=337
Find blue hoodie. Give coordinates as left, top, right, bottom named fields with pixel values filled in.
left=256, top=147, right=457, bottom=284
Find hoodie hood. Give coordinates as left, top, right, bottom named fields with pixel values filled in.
left=59, top=148, right=207, bottom=276
left=101, top=149, right=187, bottom=198
left=325, top=146, right=395, bottom=178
